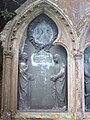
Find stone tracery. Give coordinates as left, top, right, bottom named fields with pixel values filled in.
left=1, top=0, right=86, bottom=120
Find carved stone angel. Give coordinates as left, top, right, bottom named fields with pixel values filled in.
left=18, top=52, right=33, bottom=111
left=50, top=54, right=66, bottom=111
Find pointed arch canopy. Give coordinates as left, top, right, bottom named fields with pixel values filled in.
left=1, top=0, right=77, bottom=119
left=0, top=0, right=77, bottom=53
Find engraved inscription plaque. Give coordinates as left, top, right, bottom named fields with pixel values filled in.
left=31, top=50, right=54, bottom=67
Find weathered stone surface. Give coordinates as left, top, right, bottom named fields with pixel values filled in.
left=14, top=0, right=90, bottom=26
left=0, top=42, right=3, bottom=116
left=0, top=0, right=90, bottom=120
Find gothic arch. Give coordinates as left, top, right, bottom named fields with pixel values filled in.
left=1, top=0, right=77, bottom=119
left=79, top=20, right=90, bottom=51
left=77, top=12, right=90, bottom=119
left=78, top=11, right=90, bottom=52
left=0, top=0, right=77, bottom=52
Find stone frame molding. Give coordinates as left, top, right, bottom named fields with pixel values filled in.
left=1, top=0, right=88, bottom=120
left=78, top=18, right=90, bottom=120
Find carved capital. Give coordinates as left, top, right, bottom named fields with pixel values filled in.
left=73, top=51, right=83, bottom=59
left=3, top=50, right=13, bottom=58
left=1, top=111, right=11, bottom=120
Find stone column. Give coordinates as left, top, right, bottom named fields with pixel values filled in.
left=1, top=50, right=13, bottom=120
left=74, top=52, right=83, bottom=120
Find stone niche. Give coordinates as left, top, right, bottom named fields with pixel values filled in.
left=0, top=0, right=90, bottom=120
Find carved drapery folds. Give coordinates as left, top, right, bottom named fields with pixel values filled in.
left=78, top=19, right=90, bottom=113
left=84, top=47, right=90, bottom=112
left=18, top=14, right=67, bottom=111
left=0, top=0, right=82, bottom=120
